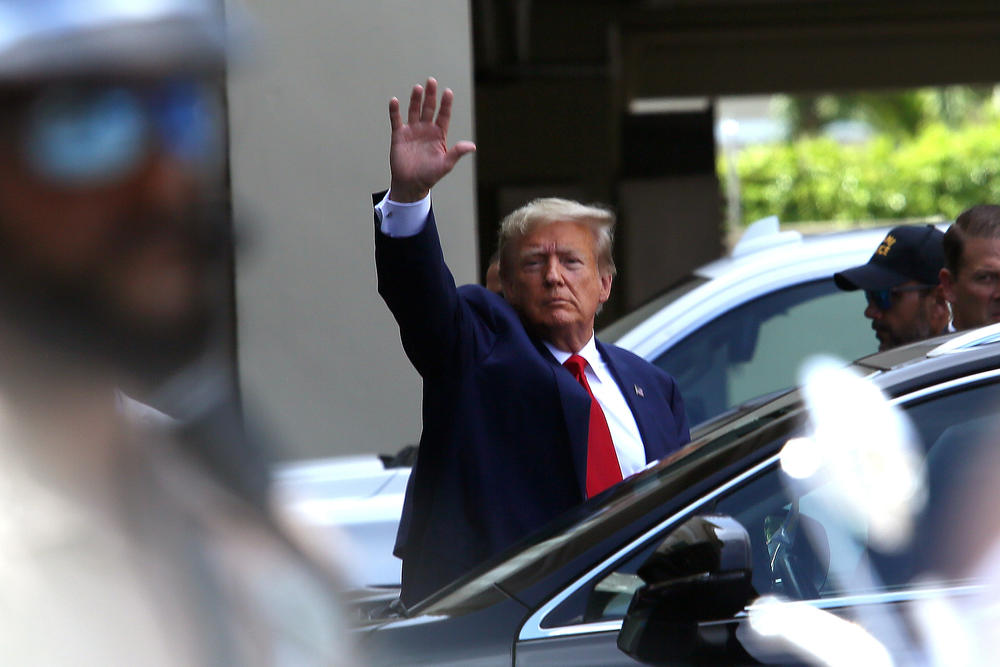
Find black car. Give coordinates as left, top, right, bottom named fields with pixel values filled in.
left=357, top=325, right=1000, bottom=665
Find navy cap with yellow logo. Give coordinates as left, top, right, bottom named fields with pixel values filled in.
left=834, top=224, right=945, bottom=291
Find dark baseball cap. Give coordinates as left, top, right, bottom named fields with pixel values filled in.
left=834, top=224, right=945, bottom=291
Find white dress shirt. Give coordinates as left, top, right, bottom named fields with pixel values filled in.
left=376, top=192, right=430, bottom=237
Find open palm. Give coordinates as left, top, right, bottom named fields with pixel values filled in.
left=388, top=78, right=475, bottom=203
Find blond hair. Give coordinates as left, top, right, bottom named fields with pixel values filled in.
left=497, top=197, right=616, bottom=283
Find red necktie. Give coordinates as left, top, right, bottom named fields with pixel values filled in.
left=564, top=354, right=623, bottom=497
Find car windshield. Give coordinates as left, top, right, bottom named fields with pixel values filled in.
left=597, top=274, right=709, bottom=342
left=412, top=389, right=806, bottom=618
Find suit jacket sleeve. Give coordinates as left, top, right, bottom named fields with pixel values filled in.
left=374, top=203, right=496, bottom=378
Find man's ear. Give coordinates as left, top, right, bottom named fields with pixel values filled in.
left=927, top=284, right=950, bottom=333
left=598, top=273, right=613, bottom=303
left=939, top=267, right=957, bottom=304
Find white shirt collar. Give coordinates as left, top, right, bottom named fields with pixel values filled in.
left=544, top=335, right=604, bottom=381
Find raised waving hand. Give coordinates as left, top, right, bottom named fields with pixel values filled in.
left=388, top=77, right=476, bottom=203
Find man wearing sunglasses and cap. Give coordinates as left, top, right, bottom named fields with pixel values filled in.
left=834, top=225, right=950, bottom=352
left=0, top=2, right=352, bottom=664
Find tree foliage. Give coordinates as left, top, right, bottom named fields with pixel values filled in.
left=725, top=89, right=1000, bottom=225
left=775, top=86, right=997, bottom=138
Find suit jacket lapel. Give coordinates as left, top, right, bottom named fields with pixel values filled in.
left=597, top=340, right=656, bottom=463
left=533, top=337, right=590, bottom=498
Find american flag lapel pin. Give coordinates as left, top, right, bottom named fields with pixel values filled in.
left=634, top=384, right=644, bottom=397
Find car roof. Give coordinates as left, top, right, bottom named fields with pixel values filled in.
left=695, top=221, right=884, bottom=281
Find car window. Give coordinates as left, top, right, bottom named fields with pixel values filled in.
left=720, top=380, right=1000, bottom=596
left=886, top=380, right=1000, bottom=579
left=713, top=466, right=861, bottom=600
left=544, top=379, right=1000, bottom=628
left=544, top=463, right=838, bottom=628
left=654, top=279, right=873, bottom=426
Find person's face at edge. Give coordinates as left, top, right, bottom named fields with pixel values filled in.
left=940, top=236, right=1000, bottom=330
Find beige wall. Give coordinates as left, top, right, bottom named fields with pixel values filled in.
left=227, top=1, right=478, bottom=459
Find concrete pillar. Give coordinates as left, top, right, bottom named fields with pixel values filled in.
left=227, top=0, right=478, bottom=459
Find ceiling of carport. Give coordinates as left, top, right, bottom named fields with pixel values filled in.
left=473, top=0, right=1000, bottom=96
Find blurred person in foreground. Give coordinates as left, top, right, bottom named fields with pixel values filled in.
left=940, top=204, right=1000, bottom=331
left=0, top=2, right=352, bottom=664
left=834, top=225, right=949, bottom=351
left=375, top=78, right=689, bottom=606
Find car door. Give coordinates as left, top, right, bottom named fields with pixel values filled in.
left=515, top=371, right=1000, bottom=665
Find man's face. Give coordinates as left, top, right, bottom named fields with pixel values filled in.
left=863, top=281, right=940, bottom=351
left=503, top=220, right=612, bottom=350
left=940, top=236, right=1000, bottom=330
left=0, top=79, right=225, bottom=380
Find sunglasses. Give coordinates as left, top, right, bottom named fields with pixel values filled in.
left=864, top=284, right=934, bottom=311
left=17, top=79, right=222, bottom=187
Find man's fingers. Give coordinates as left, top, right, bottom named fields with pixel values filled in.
left=421, top=77, right=438, bottom=123
left=445, top=141, right=477, bottom=167
left=453, top=140, right=477, bottom=156
left=388, top=97, right=402, bottom=132
left=436, top=88, right=454, bottom=134
left=407, top=84, right=423, bottom=126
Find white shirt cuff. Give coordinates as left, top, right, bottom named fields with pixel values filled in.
left=376, top=191, right=431, bottom=238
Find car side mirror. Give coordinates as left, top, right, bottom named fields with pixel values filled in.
left=617, top=515, right=754, bottom=665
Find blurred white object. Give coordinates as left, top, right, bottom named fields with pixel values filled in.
left=272, top=455, right=408, bottom=587
left=745, top=595, right=894, bottom=667
left=795, top=356, right=926, bottom=552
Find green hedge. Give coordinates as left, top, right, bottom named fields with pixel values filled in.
left=725, top=120, right=1000, bottom=225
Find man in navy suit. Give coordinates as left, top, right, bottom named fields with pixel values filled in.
left=376, top=78, right=689, bottom=606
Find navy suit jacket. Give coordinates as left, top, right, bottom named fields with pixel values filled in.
left=375, top=206, right=689, bottom=605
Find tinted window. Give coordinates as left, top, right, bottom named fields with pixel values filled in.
left=889, top=380, right=1000, bottom=579
left=550, top=463, right=837, bottom=627
left=719, top=380, right=1000, bottom=595
left=654, top=280, right=872, bottom=425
